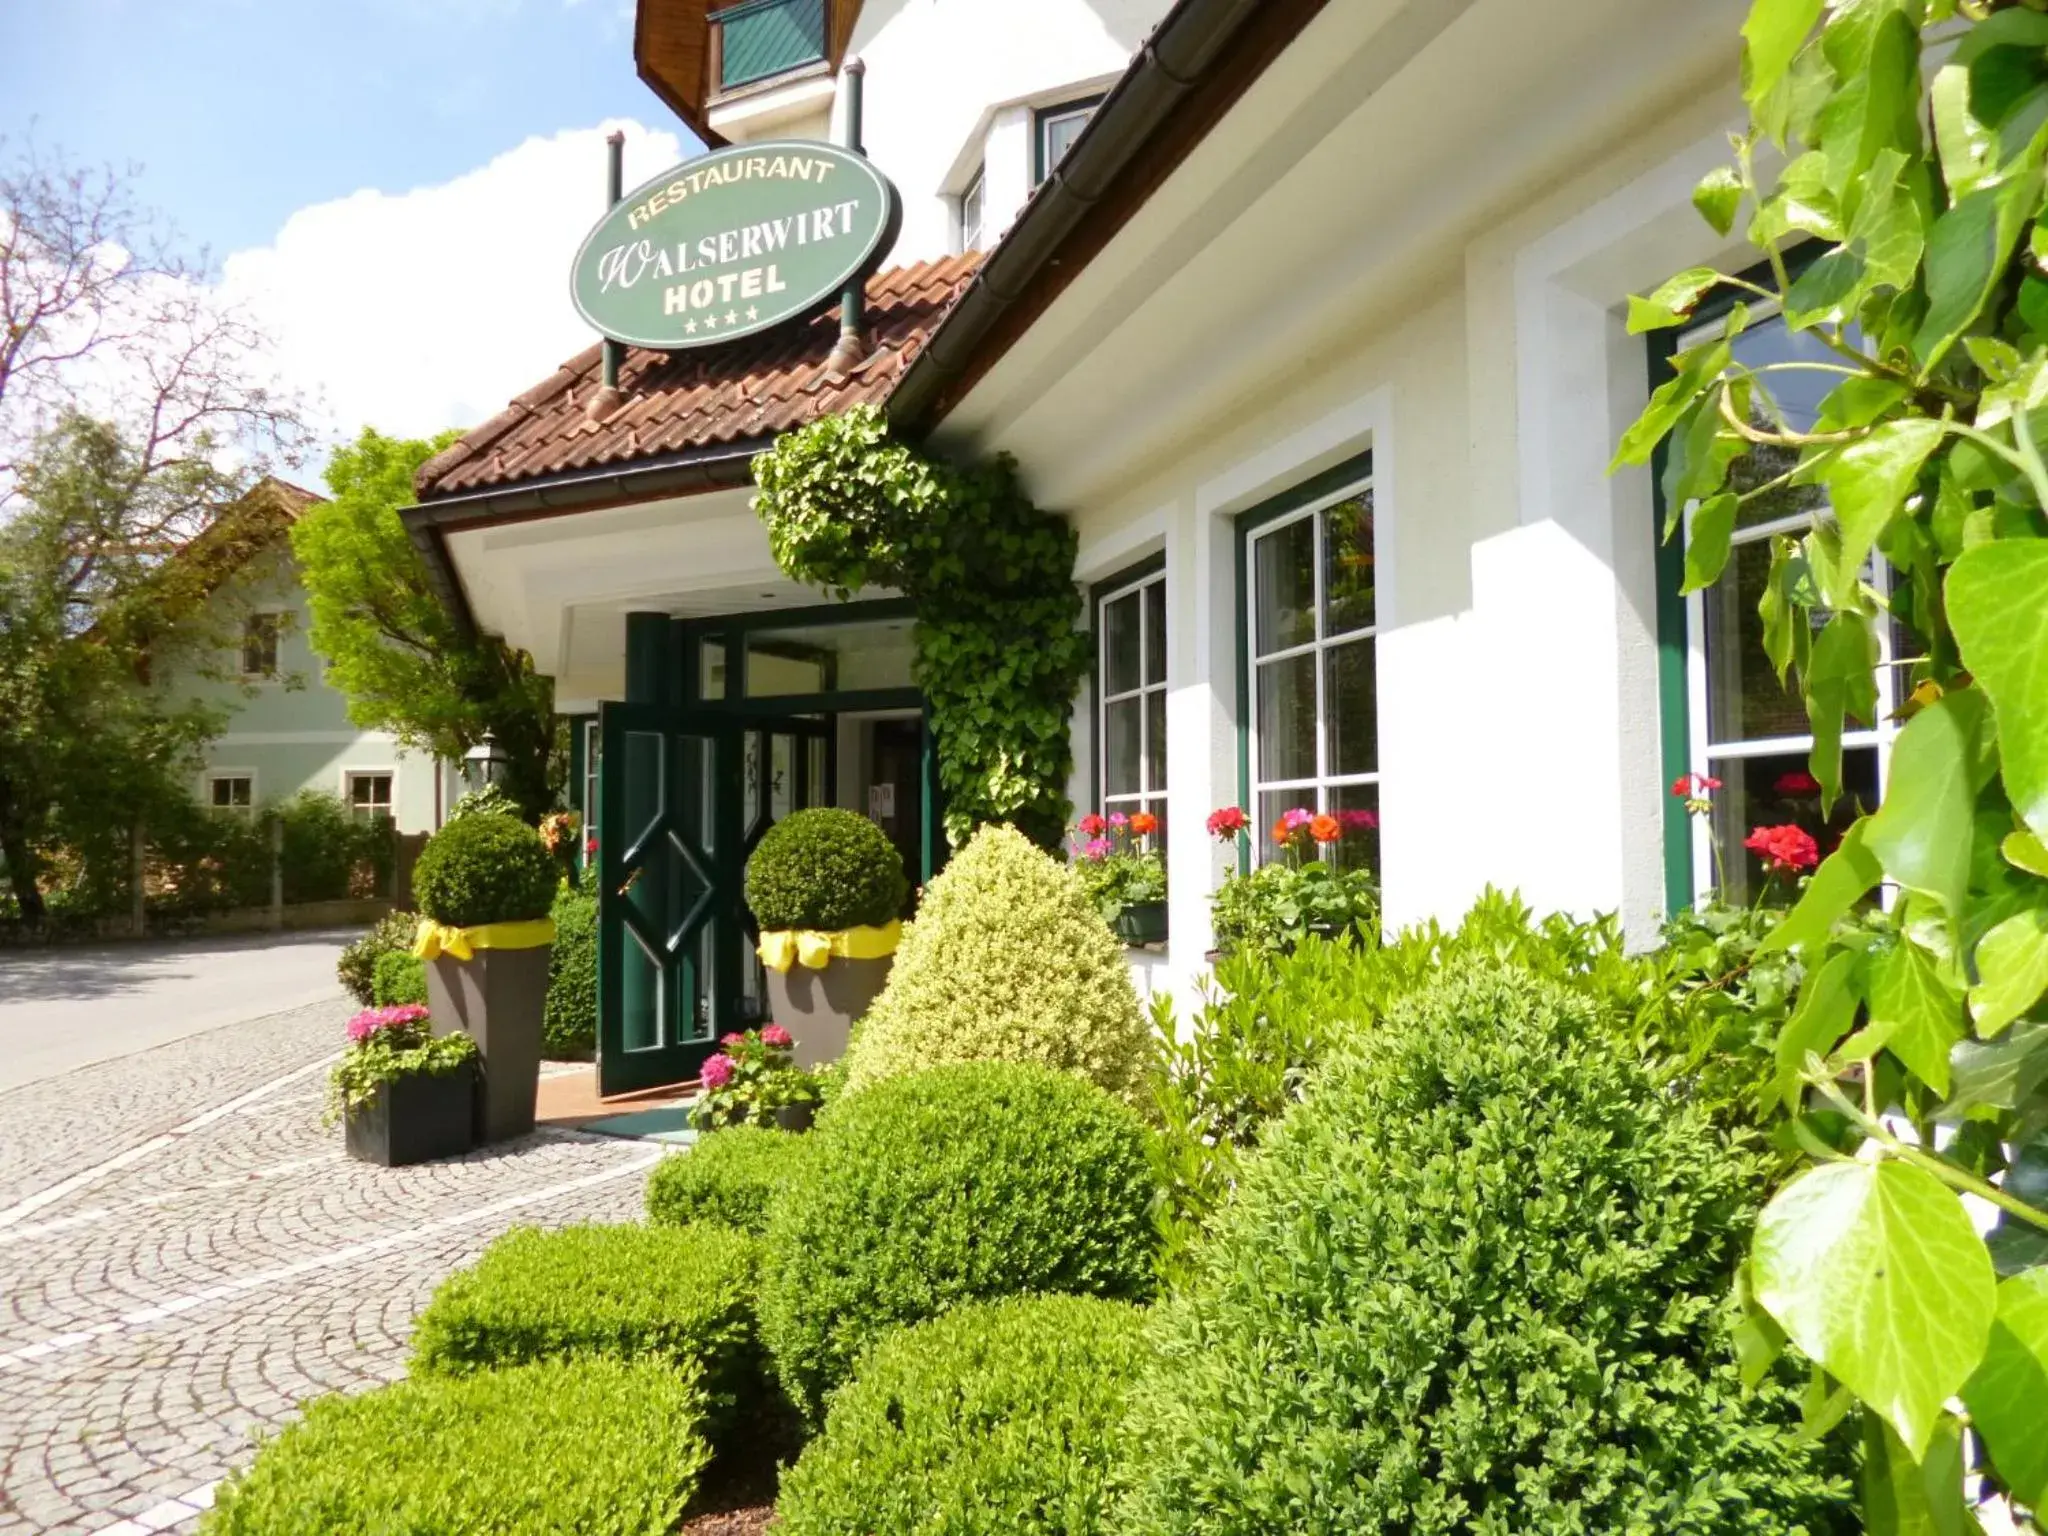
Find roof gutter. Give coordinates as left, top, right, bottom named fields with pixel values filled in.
left=399, top=440, right=764, bottom=641
left=887, top=0, right=1323, bottom=436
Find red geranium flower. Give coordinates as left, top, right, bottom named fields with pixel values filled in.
left=1338, top=809, right=1378, bottom=832
left=1206, top=806, right=1248, bottom=839
left=1743, top=823, right=1820, bottom=873
left=1076, top=813, right=1107, bottom=836
left=1774, top=770, right=1823, bottom=796
left=1671, top=772, right=1723, bottom=798
left=1309, top=813, right=1342, bottom=844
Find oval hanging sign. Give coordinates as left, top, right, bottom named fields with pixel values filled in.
left=569, top=140, right=901, bottom=350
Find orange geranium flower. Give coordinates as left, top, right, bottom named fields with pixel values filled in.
left=1130, top=812, right=1158, bottom=835
left=1309, top=813, right=1341, bottom=844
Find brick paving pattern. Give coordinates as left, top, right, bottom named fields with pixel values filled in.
left=0, top=1001, right=660, bottom=1535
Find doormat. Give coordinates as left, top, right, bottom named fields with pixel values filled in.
left=577, top=1106, right=698, bottom=1145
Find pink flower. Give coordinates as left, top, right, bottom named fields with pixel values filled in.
left=1338, top=809, right=1378, bottom=832
left=585, top=835, right=598, bottom=855
left=346, top=1004, right=429, bottom=1044
left=1077, top=814, right=1107, bottom=836
left=1108, top=812, right=1129, bottom=829
left=700, top=1054, right=735, bottom=1089
left=1084, top=837, right=1111, bottom=860
left=1281, top=807, right=1314, bottom=831
left=721, top=1032, right=747, bottom=1048
left=760, top=1024, right=793, bottom=1049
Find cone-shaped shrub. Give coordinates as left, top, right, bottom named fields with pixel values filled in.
left=843, top=824, right=1147, bottom=1099
left=759, top=1060, right=1158, bottom=1419
left=1117, top=963, right=1854, bottom=1536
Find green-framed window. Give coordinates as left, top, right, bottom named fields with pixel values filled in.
left=1235, top=453, right=1379, bottom=872
left=1090, top=554, right=1168, bottom=835
left=1650, top=273, right=1904, bottom=907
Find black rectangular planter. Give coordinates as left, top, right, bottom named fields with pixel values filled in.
left=343, top=1062, right=477, bottom=1167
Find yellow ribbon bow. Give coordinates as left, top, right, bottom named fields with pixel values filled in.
left=757, top=921, right=902, bottom=974
left=412, top=916, right=557, bottom=963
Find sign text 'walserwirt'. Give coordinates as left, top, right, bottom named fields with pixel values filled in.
left=570, top=141, right=900, bottom=350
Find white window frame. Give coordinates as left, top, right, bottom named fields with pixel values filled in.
left=1095, top=565, right=1167, bottom=821
left=1243, top=471, right=1379, bottom=863
left=343, top=768, right=397, bottom=823
left=239, top=612, right=282, bottom=679
left=958, top=167, right=985, bottom=254
left=206, top=770, right=257, bottom=816
left=582, top=718, right=601, bottom=854
left=1034, top=97, right=1102, bottom=185
left=1679, top=305, right=1904, bottom=901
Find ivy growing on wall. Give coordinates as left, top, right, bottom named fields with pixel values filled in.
left=751, top=405, right=1089, bottom=849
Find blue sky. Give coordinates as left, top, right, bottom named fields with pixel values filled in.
left=0, top=0, right=702, bottom=453
left=1, top=0, right=679, bottom=258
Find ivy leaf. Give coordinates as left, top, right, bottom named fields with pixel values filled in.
left=1694, top=165, right=1745, bottom=236
left=1613, top=339, right=1731, bottom=470
left=1818, top=376, right=1913, bottom=433
left=1988, top=1142, right=2048, bottom=1275
left=1662, top=386, right=1743, bottom=519
left=1745, top=0, right=1829, bottom=111
left=1628, top=267, right=1726, bottom=333
left=1816, top=3, right=1923, bottom=194
left=1865, top=691, right=1991, bottom=924
left=1682, top=495, right=1741, bottom=594
left=1961, top=1269, right=2048, bottom=1508
left=1915, top=174, right=2039, bottom=370
left=1949, top=542, right=2048, bottom=843
left=1931, top=62, right=1994, bottom=200
left=1806, top=612, right=1881, bottom=808
left=1733, top=1263, right=1790, bottom=1389
left=1819, top=419, right=1944, bottom=608
left=1762, top=818, right=1885, bottom=955
left=1863, top=940, right=1966, bottom=1093
left=1773, top=948, right=1867, bottom=1107
left=1971, top=906, right=2048, bottom=1038
left=1861, top=1413, right=1968, bottom=1536
left=1751, top=1158, right=1999, bottom=1459
left=2003, top=829, right=2048, bottom=878
left=1945, top=1019, right=2048, bottom=1120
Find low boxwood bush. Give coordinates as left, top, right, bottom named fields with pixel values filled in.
left=370, top=948, right=427, bottom=1007
left=543, top=882, right=597, bottom=1057
left=1117, top=963, right=1855, bottom=1536
left=843, top=824, right=1149, bottom=1101
left=411, top=811, right=558, bottom=927
left=336, top=907, right=419, bottom=1005
left=760, top=1060, right=1157, bottom=1419
left=200, top=1356, right=708, bottom=1535
left=744, top=806, right=907, bottom=931
left=410, top=1223, right=760, bottom=1431
left=777, top=1294, right=1148, bottom=1536
left=646, top=1126, right=815, bottom=1235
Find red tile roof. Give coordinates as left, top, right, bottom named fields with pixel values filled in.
left=415, top=254, right=980, bottom=499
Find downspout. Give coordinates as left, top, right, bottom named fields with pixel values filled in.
left=823, top=58, right=871, bottom=375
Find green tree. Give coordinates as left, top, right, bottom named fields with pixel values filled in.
left=291, top=428, right=560, bottom=821
left=1620, top=1, right=2048, bottom=1524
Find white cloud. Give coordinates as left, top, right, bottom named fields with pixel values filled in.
left=219, top=119, right=685, bottom=461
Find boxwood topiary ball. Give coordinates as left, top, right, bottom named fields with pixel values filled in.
left=412, top=813, right=559, bottom=928
left=745, top=807, right=907, bottom=932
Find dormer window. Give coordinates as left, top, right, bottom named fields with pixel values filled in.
left=1035, top=96, right=1104, bottom=185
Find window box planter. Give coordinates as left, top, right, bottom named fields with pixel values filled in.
left=1112, top=900, right=1169, bottom=948
left=344, top=1060, right=477, bottom=1167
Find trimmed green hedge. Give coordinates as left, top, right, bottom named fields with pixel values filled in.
left=760, top=1061, right=1158, bottom=1419
left=409, top=1223, right=760, bottom=1432
left=1117, top=963, right=1855, bottom=1535
left=646, top=1126, right=815, bottom=1235
left=200, top=1357, right=708, bottom=1535
left=777, top=1295, right=1149, bottom=1536
left=371, top=949, right=427, bottom=1007
left=543, top=884, right=597, bottom=1057
left=412, top=812, right=558, bottom=927
left=744, top=806, right=907, bottom=931
left=337, top=908, right=419, bottom=1005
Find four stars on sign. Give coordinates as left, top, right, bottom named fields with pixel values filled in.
left=688, top=306, right=764, bottom=336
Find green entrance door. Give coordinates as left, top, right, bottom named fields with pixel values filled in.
left=595, top=702, right=831, bottom=1096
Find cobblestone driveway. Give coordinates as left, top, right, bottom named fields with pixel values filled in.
left=0, top=1000, right=660, bottom=1535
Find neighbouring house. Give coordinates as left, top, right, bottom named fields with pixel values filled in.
left=403, top=0, right=1825, bottom=1094
left=167, top=478, right=459, bottom=836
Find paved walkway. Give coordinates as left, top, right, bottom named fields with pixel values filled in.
left=0, top=1000, right=661, bottom=1535
left=0, top=930, right=360, bottom=1093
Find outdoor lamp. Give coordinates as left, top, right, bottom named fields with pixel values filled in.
left=464, top=731, right=507, bottom=787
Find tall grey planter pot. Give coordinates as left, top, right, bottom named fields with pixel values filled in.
left=763, top=955, right=892, bottom=1070
left=426, top=946, right=552, bottom=1144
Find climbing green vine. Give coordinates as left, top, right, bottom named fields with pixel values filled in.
left=751, top=405, right=1089, bottom=849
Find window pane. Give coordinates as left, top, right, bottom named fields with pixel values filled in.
left=1102, top=590, right=1142, bottom=696
left=1706, top=745, right=1878, bottom=903
left=1702, top=539, right=1823, bottom=743
left=1144, top=578, right=1166, bottom=686
left=1328, top=782, right=1380, bottom=876
left=1144, top=688, right=1166, bottom=794
left=1253, top=516, right=1316, bottom=655
left=700, top=640, right=727, bottom=701
left=1041, top=108, right=1092, bottom=177
left=1325, top=638, right=1377, bottom=777
left=1322, top=491, right=1375, bottom=635
left=1255, top=653, right=1317, bottom=783
left=961, top=174, right=984, bottom=250
left=1728, top=443, right=1825, bottom=529
left=1104, top=697, right=1142, bottom=798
